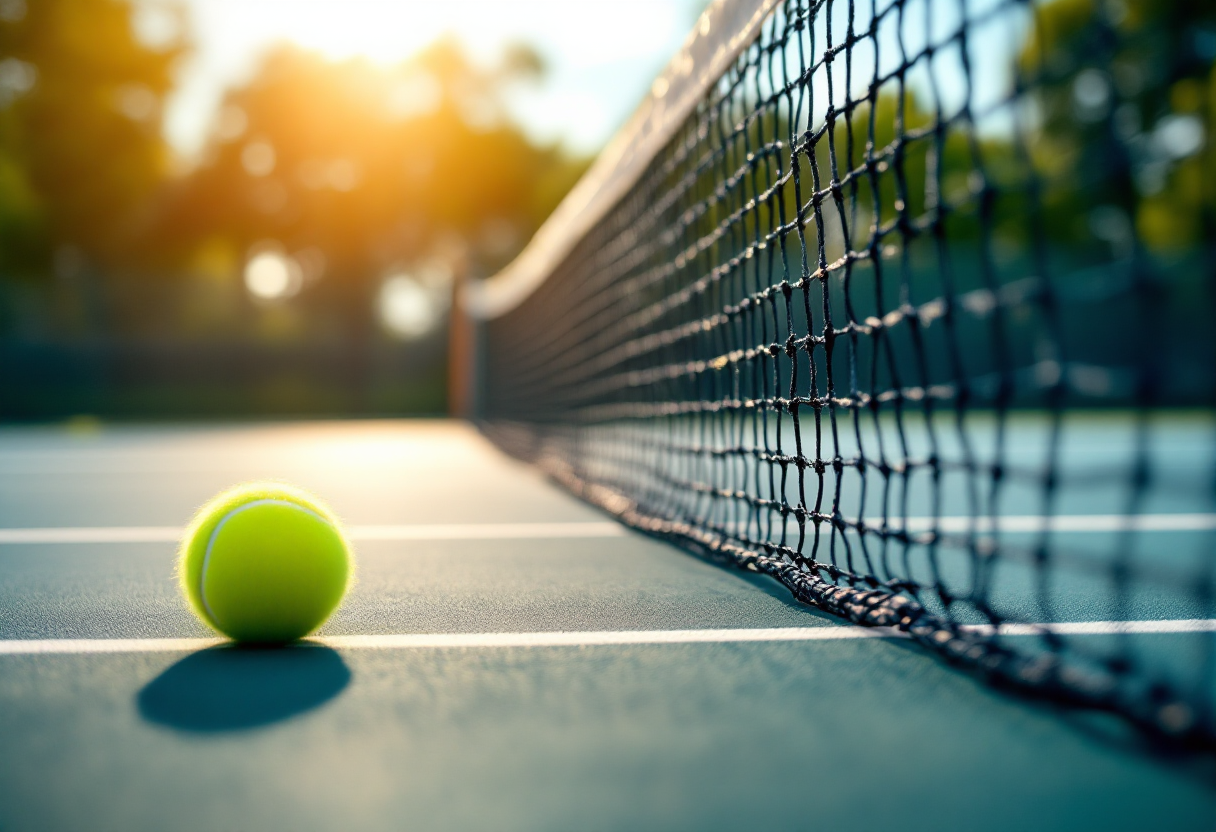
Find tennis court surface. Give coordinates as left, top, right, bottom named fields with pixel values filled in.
left=0, top=419, right=1213, bottom=831
left=4, top=0, right=1216, bottom=827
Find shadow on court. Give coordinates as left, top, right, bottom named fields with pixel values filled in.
left=138, top=643, right=350, bottom=732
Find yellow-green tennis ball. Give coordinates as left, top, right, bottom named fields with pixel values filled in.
left=178, top=483, right=353, bottom=643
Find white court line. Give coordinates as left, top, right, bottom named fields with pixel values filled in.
left=2, top=514, right=1214, bottom=545
left=2, top=619, right=1213, bottom=655
left=0, top=522, right=628, bottom=545
left=902, top=514, right=1216, bottom=533
left=0, top=527, right=182, bottom=543
left=962, top=619, right=1216, bottom=637
left=351, top=523, right=627, bottom=541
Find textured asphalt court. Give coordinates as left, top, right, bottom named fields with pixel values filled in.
left=1, top=421, right=1213, bottom=831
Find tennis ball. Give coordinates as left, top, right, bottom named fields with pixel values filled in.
left=178, top=482, right=353, bottom=643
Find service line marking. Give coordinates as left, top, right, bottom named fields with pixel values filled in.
left=2, top=514, right=1215, bottom=545
left=2, top=619, right=1214, bottom=655
left=0, top=522, right=628, bottom=545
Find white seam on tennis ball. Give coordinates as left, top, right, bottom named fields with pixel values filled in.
left=199, top=498, right=328, bottom=625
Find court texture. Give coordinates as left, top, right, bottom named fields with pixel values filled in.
left=0, top=418, right=1213, bottom=831
left=5, top=0, right=1216, bottom=827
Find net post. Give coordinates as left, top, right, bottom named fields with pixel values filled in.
left=447, top=272, right=475, bottom=419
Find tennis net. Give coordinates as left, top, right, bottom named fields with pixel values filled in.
left=464, top=0, right=1216, bottom=745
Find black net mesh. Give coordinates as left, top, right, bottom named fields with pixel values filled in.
left=478, top=0, right=1216, bottom=744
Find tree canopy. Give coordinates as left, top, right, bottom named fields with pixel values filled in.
left=0, top=0, right=183, bottom=276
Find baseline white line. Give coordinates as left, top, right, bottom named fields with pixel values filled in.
left=0, top=637, right=225, bottom=655
left=2, top=619, right=1213, bottom=655
left=320, top=627, right=890, bottom=651
left=965, top=619, right=1216, bottom=637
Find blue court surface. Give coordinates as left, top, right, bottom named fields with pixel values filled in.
left=1, top=419, right=1214, bottom=831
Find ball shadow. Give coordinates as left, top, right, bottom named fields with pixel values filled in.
left=137, top=643, right=351, bottom=733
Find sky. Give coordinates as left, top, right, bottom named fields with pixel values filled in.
left=157, top=0, right=706, bottom=160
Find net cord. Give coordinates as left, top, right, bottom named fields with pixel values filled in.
left=463, top=0, right=781, bottom=321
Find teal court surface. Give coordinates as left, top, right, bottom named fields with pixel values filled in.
left=1, top=419, right=1214, bottom=831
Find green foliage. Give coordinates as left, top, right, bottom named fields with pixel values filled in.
left=0, top=141, right=44, bottom=271
left=150, top=38, right=589, bottom=339
left=1, top=0, right=1209, bottom=416
left=1019, top=0, right=1216, bottom=251
left=0, top=0, right=184, bottom=275
left=0, top=1, right=589, bottom=349
left=170, top=38, right=581, bottom=253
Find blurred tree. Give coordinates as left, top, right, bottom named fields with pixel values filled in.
left=156, top=38, right=588, bottom=349
left=0, top=0, right=185, bottom=283
left=1019, top=0, right=1215, bottom=252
